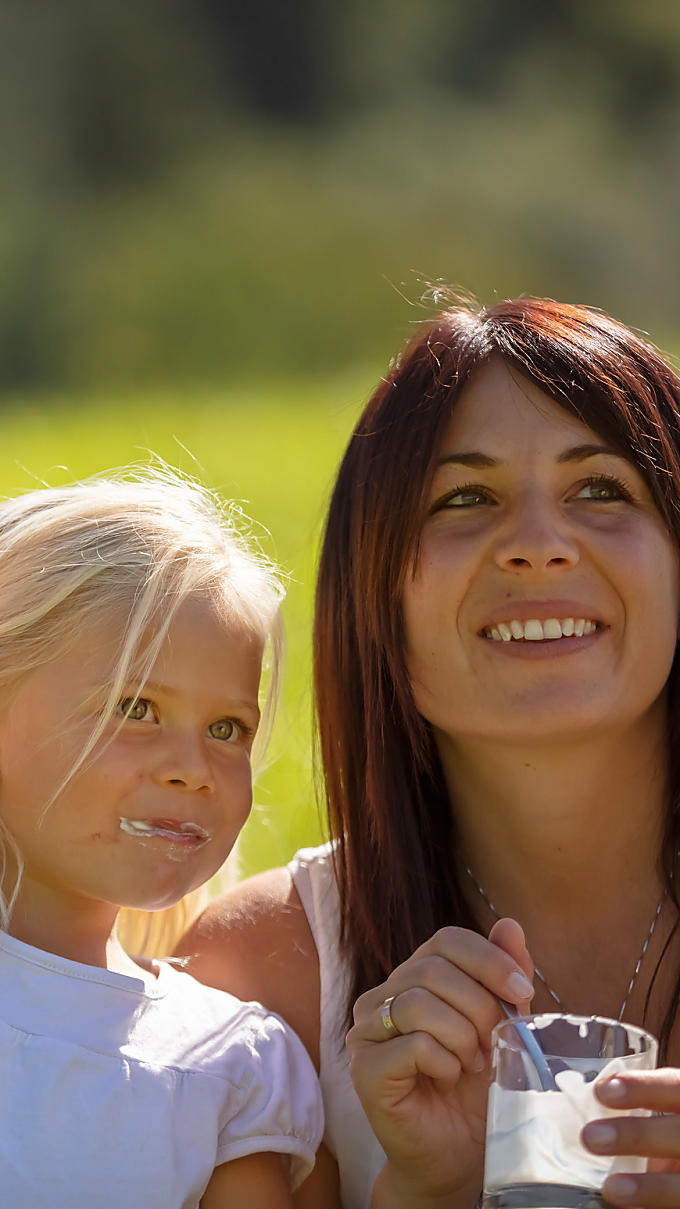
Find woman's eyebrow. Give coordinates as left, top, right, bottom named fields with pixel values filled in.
left=437, top=443, right=623, bottom=468
left=556, top=443, right=625, bottom=463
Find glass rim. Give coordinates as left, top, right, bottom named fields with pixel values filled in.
left=491, top=1010, right=658, bottom=1050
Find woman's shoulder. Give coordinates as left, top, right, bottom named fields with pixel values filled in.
left=175, top=860, right=322, bottom=1066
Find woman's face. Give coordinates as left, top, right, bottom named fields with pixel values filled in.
left=402, top=357, right=680, bottom=747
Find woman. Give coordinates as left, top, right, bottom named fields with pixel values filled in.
left=178, top=295, right=680, bottom=1208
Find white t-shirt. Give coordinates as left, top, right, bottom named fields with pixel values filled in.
left=0, top=928, right=323, bottom=1208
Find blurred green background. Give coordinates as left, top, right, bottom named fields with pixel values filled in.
left=3, top=0, right=680, bottom=875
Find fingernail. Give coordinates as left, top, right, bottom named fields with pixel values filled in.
left=598, top=1077, right=627, bottom=1103
left=506, top=971, right=534, bottom=999
left=473, top=1050, right=485, bottom=1073
left=583, top=1121, right=617, bottom=1149
left=604, top=1175, right=637, bottom=1203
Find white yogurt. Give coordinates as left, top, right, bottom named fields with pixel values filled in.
left=484, top=1054, right=650, bottom=1192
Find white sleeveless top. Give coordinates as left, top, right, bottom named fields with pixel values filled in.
left=288, top=843, right=386, bottom=1209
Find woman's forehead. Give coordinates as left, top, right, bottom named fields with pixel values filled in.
left=438, top=358, right=612, bottom=460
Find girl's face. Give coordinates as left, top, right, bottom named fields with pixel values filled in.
left=402, top=357, right=680, bottom=747
left=0, top=594, right=263, bottom=919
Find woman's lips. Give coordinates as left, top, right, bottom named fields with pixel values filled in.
left=479, top=625, right=604, bottom=658
left=482, top=617, right=600, bottom=642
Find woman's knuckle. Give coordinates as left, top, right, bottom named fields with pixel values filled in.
left=353, top=988, right=379, bottom=1022
left=396, top=985, right=428, bottom=1022
left=410, top=1030, right=437, bottom=1061
left=434, top=925, right=466, bottom=949
left=413, top=953, right=451, bottom=987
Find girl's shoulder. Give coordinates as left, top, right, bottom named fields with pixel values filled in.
left=176, top=861, right=321, bottom=1067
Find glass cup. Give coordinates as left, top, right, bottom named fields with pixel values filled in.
left=482, top=1013, right=658, bottom=1209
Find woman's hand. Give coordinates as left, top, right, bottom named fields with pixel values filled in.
left=346, top=918, right=534, bottom=1209
left=582, top=1069, right=680, bottom=1208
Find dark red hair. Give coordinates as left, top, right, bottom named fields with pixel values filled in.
left=314, top=294, right=680, bottom=1050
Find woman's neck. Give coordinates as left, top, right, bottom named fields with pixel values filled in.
left=438, top=703, right=669, bottom=927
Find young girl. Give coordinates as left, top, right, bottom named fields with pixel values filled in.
left=0, top=467, right=323, bottom=1208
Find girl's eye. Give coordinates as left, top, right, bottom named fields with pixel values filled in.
left=119, top=697, right=155, bottom=722
left=436, top=484, right=494, bottom=509
left=208, top=718, right=240, bottom=743
left=574, top=475, right=633, bottom=502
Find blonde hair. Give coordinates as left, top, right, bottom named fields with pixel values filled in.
left=0, top=465, right=284, bottom=956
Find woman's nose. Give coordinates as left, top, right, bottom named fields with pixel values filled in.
left=151, top=732, right=214, bottom=793
left=492, top=491, right=580, bottom=572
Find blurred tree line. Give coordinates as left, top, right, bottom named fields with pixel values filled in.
left=2, top=0, right=680, bottom=391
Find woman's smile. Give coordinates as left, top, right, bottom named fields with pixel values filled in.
left=481, top=623, right=604, bottom=658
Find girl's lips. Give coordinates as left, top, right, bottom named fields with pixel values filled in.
left=119, top=817, right=210, bottom=844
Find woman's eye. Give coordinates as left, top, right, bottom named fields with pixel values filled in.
left=119, top=697, right=155, bottom=722
left=574, top=476, right=632, bottom=502
left=438, top=484, right=493, bottom=509
left=208, top=718, right=240, bottom=743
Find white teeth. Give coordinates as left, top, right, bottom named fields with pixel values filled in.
left=542, top=618, right=562, bottom=640
left=484, top=616, right=599, bottom=641
left=524, top=619, right=544, bottom=641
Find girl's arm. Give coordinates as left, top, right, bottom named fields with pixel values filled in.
left=201, top=1154, right=291, bottom=1208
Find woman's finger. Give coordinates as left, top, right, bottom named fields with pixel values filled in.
left=596, top=1068, right=680, bottom=1113
left=583, top=1113, right=680, bottom=1159
left=602, top=1169, right=680, bottom=1208
left=348, top=1029, right=464, bottom=1101
left=349, top=986, right=488, bottom=1074
left=355, top=956, right=506, bottom=1036
left=354, top=925, right=534, bottom=1021
left=488, top=918, right=534, bottom=981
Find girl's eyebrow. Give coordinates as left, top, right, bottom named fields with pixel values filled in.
left=132, top=680, right=260, bottom=716
left=137, top=680, right=175, bottom=696
left=436, top=443, right=624, bottom=468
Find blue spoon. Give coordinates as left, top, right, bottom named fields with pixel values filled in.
left=499, top=1000, right=558, bottom=1091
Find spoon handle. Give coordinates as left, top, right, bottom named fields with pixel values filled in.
left=498, top=1000, right=558, bottom=1091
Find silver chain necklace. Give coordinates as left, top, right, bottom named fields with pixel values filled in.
left=465, top=866, right=666, bottom=1021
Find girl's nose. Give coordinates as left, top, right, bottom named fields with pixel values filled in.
left=492, top=491, right=580, bottom=572
left=151, top=733, right=214, bottom=793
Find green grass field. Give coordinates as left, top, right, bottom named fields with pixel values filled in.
left=0, top=370, right=374, bottom=877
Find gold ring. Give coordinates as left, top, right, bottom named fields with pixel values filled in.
left=380, top=995, right=400, bottom=1037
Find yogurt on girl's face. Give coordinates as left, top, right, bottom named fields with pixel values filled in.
left=484, top=1056, right=650, bottom=1192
